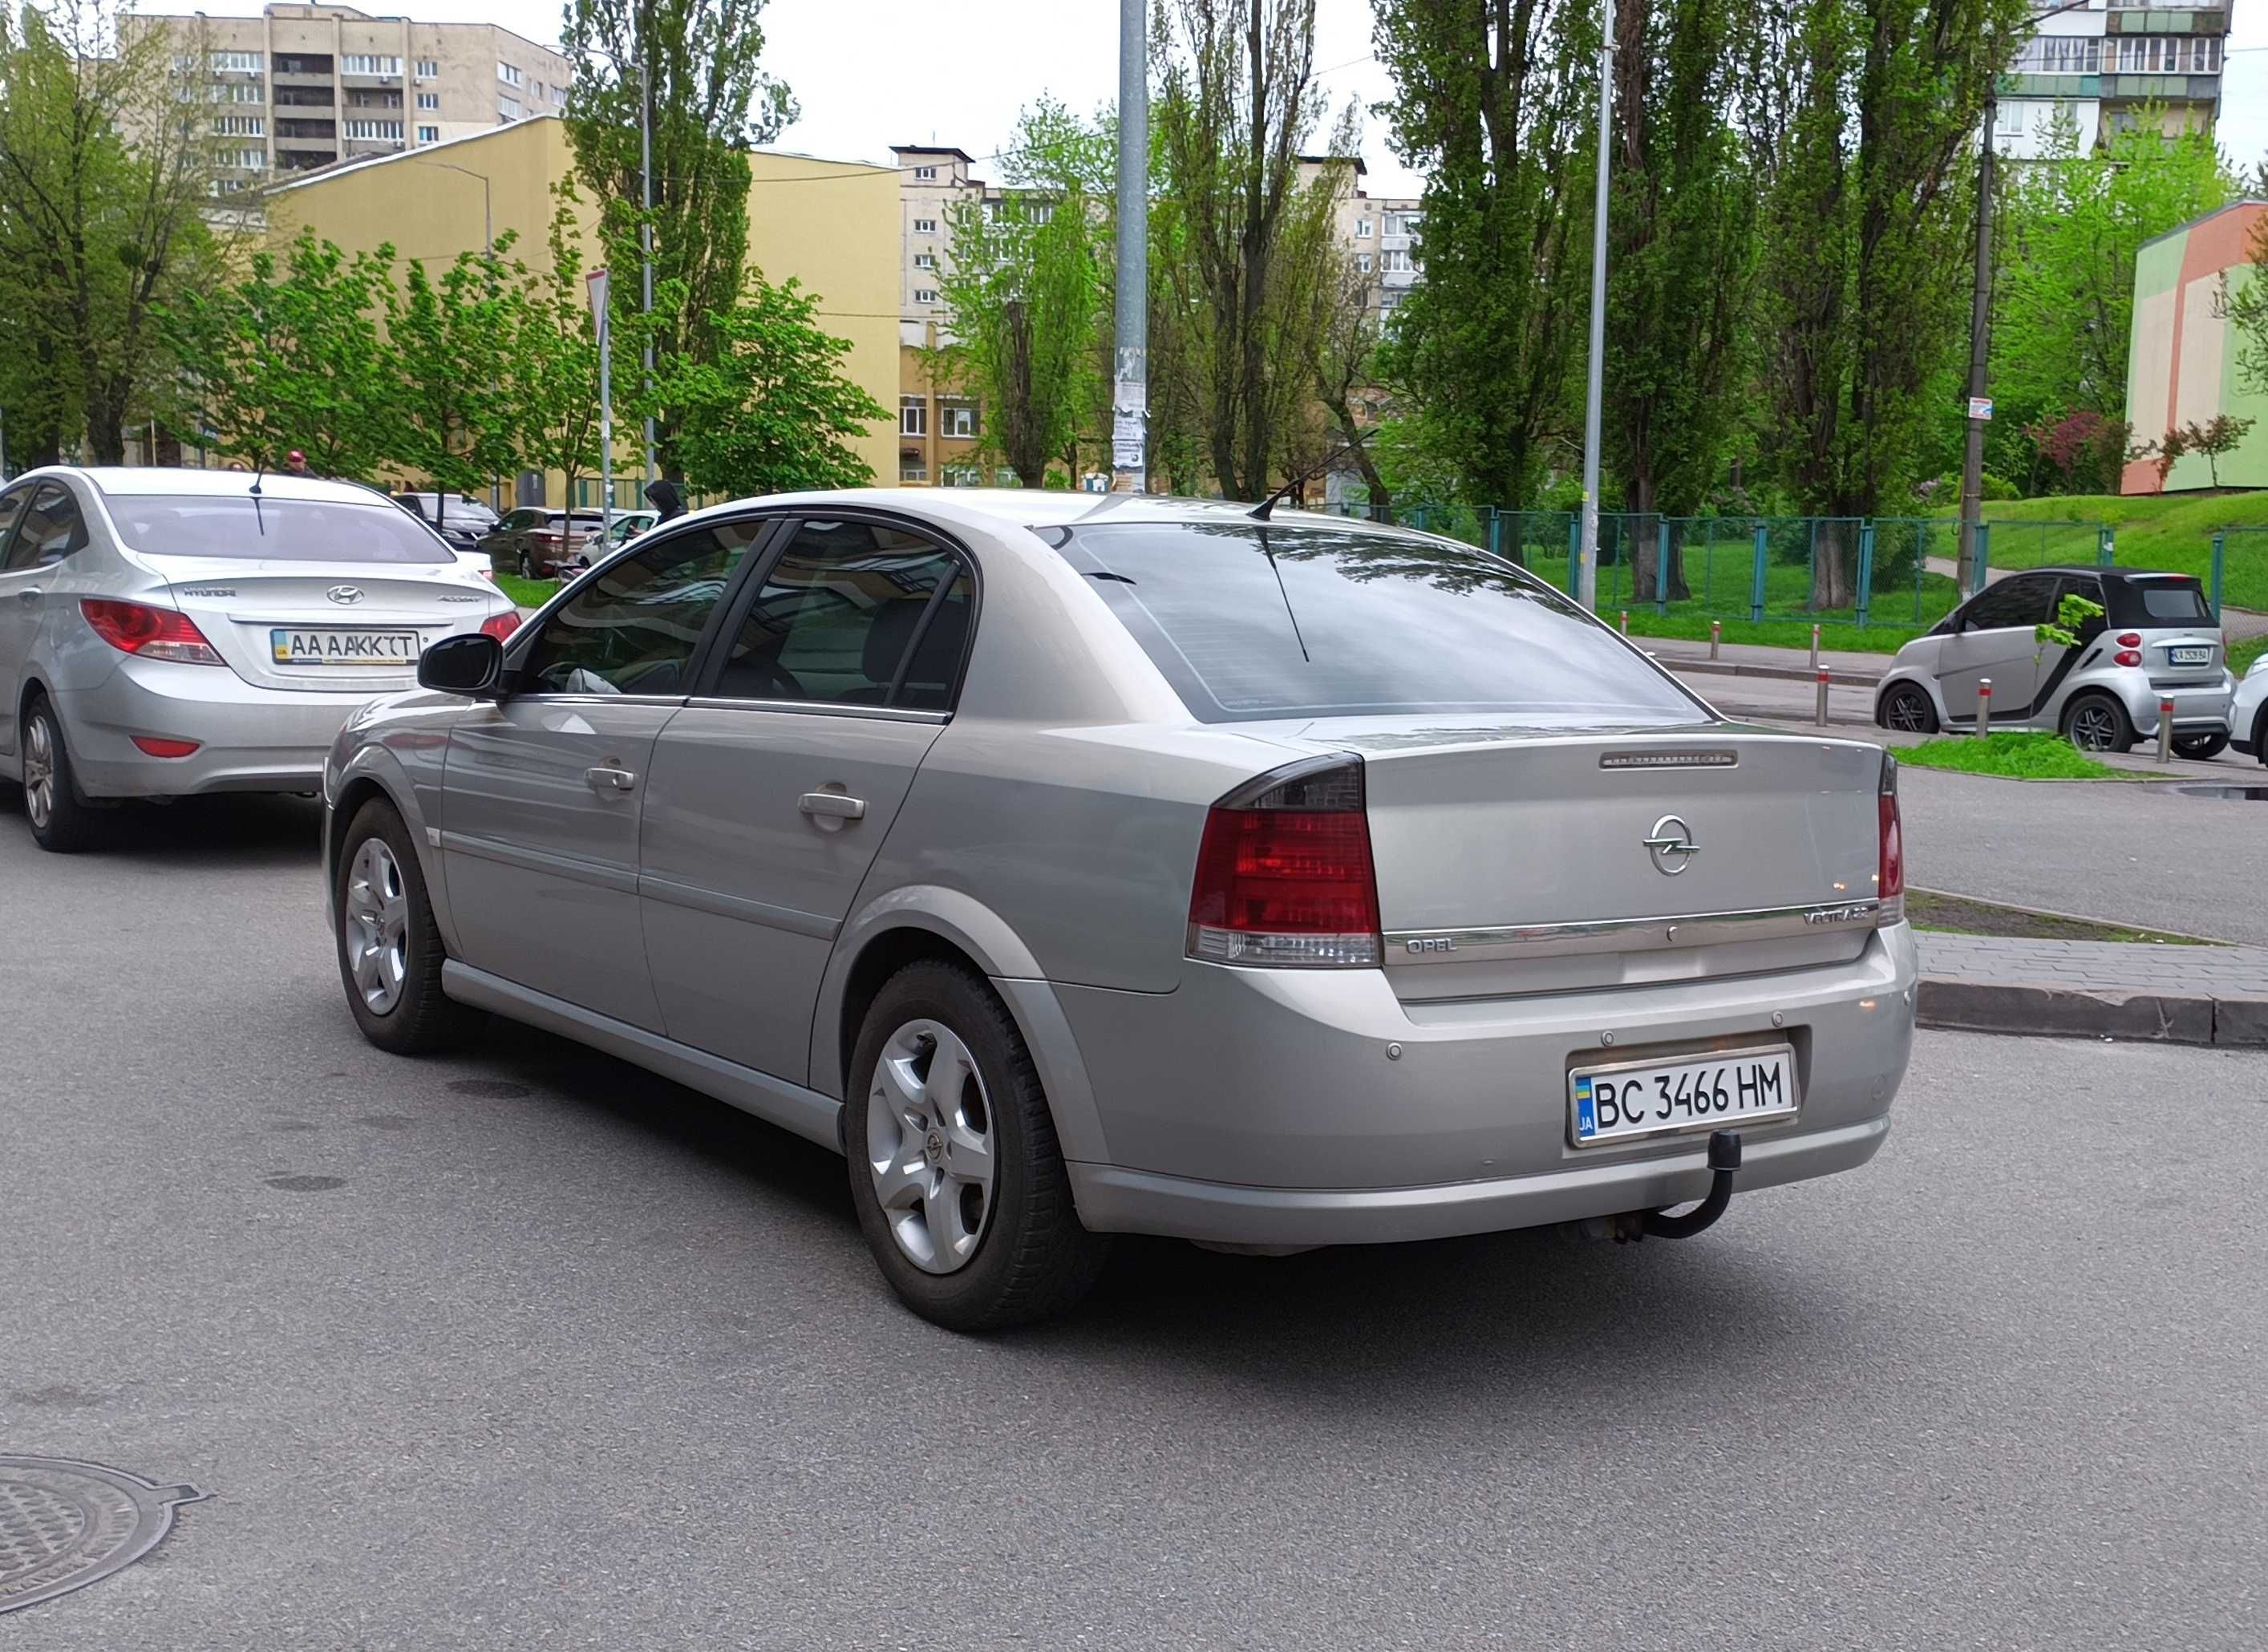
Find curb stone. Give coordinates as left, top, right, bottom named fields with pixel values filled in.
left=1917, top=979, right=2268, bottom=1048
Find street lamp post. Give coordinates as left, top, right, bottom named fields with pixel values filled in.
left=589, top=44, right=658, bottom=493
left=1574, top=0, right=1615, bottom=613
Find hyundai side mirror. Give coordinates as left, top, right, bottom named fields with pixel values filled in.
left=418, top=632, right=504, bottom=697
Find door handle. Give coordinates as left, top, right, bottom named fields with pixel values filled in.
left=585, top=765, right=638, bottom=793
left=798, top=791, right=866, bottom=821
left=14, top=589, right=36, bottom=605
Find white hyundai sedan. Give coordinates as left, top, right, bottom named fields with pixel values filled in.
left=0, top=466, right=521, bottom=851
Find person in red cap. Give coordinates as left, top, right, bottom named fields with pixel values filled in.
left=286, top=449, right=310, bottom=476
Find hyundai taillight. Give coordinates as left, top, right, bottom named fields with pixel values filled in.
left=1187, top=757, right=1382, bottom=967
left=130, top=735, right=200, bottom=758
left=480, top=611, right=521, bottom=641
left=79, top=600, right=225, bottom=666
left=1877, top=752, right=1905, bottom=924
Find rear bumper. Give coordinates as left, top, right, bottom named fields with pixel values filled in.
left=55, top=658, right=375, bottom=797
left=1057, top=925, right=1918, bottom=1246
left=2119, top=676, right=2233, bottom=735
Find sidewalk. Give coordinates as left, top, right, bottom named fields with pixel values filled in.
left=1645, top=636, right=1894, bottom=686
left=1915, top=933, right=2268, bottom=1047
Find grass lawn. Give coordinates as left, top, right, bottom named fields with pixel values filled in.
left=1518, top=550, right=1960, bottom=639
left=496, top=573, right=557, bottom=609
left=1937, top=492, right=2268, bottom=611
left=1615, top=610, right=1926, bottom=653
left=1905, top=889, right=2214, bottom=945
left=2229, top=634, right=2267, bottom=676
left=1897, top=731, right=2118, bottom=780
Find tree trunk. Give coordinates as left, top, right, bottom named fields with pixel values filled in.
left=1808, top=519, right=1856, bottom=611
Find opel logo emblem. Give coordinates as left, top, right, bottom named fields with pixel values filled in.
left=326, top=585, right=365, bottom=605
left=1642, top=813, right=1699, bottom=876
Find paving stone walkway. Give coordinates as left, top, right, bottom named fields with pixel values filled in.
left=1915, top=933, right=2268, bottom=1047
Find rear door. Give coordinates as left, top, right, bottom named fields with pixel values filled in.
left=638, top=515, right=973, bottom=1083
left=439, top=516, right=767, bottom=1029
left=0, top=482, right=45, bottom=755
left=2112, top=576, right=2223, bottom=684
left=1937, top=573, right=2056, bottom=723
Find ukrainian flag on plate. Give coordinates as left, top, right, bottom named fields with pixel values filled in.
left=1573, top=1076, right=1597, bottom=1140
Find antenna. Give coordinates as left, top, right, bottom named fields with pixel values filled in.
left=1248, top=475, right=1303, bottom=520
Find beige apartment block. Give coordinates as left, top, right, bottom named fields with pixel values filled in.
left=124, top=2, right=570, bottom=199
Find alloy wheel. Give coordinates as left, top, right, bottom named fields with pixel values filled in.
left=342, top=837, right=410, bottom=1014
left=2069, top=703, right=2120, bottom=751
left=1885, top=689, right=1930, bottom=733
left=865, top=1018, right=998, bottom=1275
left=22, top=712, right=55, bottom=830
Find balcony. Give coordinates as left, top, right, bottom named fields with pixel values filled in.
left=2099, top=71, right=2220, bottom=100
left=274, top=120, right=337, bottom=144
left=1379, top=233, right=1412, bottom=254
left=1999, top=72, right=2102, bottom=96
left=2104, top=10, right=2227, bottom=34
left=273, top=87, right=334, bottom=108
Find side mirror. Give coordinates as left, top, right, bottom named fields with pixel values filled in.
left=419, top=632, right=504, bottom=697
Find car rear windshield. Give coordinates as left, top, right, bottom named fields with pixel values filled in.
left=1055, top=519, right=1708, bottom=724
left=2108, top=578, right=2210, bottom=626
left=107, top=495, right=451, bottom=564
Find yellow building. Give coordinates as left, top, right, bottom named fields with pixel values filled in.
left=263, top=114, right=901, bottom=503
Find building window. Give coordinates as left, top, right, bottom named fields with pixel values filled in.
left=900, top=461, right=928, bottom=483
left=213, top=114, right=264, bottom=135
left=1355, top=216, right=1373, bottom=238
left=913, top=251, right=936, bottom=269
left=1386, top=211, right=1422, bottom=237
left=416, top=91, right=439, bottom=110
left=531, top=80, right=545, bottom=100
left=913, top=287, right=938, bottom=304
left=345, top=119, right=403, bottom=140
left=900, top=397, right=927, bottom=436
left=2011, top=36, right=2100, bottom=75
left=209, top=50, right=263, bottom=73
left=1381, top=248, right=1413, bottom=273
left=415, top=58, right=438, bottom=79
left=416, top=124, right=439, bottom=143
left=499, top=62, right=523, bottom=87
left=1379, top=290, right=1403, bottom=312
left=913, top=217, right=938, bottom=233
left=498, top=95, right=521, bottom=120
left=213, top=83, right=262, bottom=103
left=342, top=55, right=401, bottom=76
left=942, top=402, right=978, bottom=439
left=913, top=164, right=937, bottom=180
left=1355, top=252, right=1373, bottom=274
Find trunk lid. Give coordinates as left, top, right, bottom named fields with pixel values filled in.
left=148, top=558, right=497, bottom=692
left=1256, top=721, right=1889, bottom=999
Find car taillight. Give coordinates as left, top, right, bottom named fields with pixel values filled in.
left=1187, top=757, right=1381, bottom=967
left=532, top=531, right=561, bottom=545
left=80, top=599, right=225, bottom=666
left=2116, top=632, right=2142, bottom=647
left=2114, top=650, right=2142, bottom=668
left=130, top=735, right=200, bottom=758
left=1877, top=752, right=1905, bottom=923
left=480, top=611, right=521, bottom=641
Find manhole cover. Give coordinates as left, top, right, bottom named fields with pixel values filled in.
left=2171, top=783, right=2268, bottom=802
left=0, top=1457, right=205, bottom=1616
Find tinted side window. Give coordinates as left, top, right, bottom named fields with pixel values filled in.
left=7, top=484, right=87, bottom=569
left=708, top=519, right=967, bottom=707
left=516, top=520, right=767, bottom=695
left=0, top=487, right=32, bottom=569
left=1962, top=576, right=2052, bottom=631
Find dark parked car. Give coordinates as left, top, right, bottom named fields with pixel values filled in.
left=484, top=508, right=605, bottom=580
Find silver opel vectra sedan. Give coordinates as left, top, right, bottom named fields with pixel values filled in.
left=324, top=492, right=1918, bottom=1330
left=0, top=466, right=523, bottom=852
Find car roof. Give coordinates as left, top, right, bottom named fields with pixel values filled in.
left=33, top=465, right=403, bottom=508
left=654, top=486, right=1424, bottom=545
left=1999, top=565, right=2199, bottom=584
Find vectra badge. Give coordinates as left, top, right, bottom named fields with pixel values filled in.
left=1642, top=814, right=1699, bottom=876
left=1804, top=902, right=1874, bottom=925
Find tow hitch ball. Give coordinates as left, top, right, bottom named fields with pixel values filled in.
left=1588, top=1129, right=1742, bottom=1243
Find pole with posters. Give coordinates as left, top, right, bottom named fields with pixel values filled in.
left=1110, top=0, right=1147, bottom=492
left=1573, top=0, right=1614, bottom=611
left=586, top=266, right=614, bottom=552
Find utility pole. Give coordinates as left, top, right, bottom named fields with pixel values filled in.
left=639, top=55, right=655, bottom=494
left=589, top=267, right=614, bottom=549
left=1574, top=0, right=1615, bottom=611
left=1958, top=91, right=1998, bottom=600
left=1110, top=0, right=1147, bottom=493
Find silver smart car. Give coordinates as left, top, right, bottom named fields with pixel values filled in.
left=325, top=492, right=1919, bottom=1329
left=1874, top=566, right=2235, bottom=755
left=0, top=467, right=522, bottom=851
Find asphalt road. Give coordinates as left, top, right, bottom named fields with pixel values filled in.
left=5, top=795, right=2266, bottom=1650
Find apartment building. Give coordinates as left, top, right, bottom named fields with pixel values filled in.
left=1299, top=156, right=1423, bottom=322
left=124, top=2, right=571, bottom=193
left=1995, top=1, right=2228, bottom=159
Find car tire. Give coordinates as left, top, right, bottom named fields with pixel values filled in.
left=335, top=798, right=478, bottom=1055
left=844, top=960, right=1110, bottom=1332
left=21, top=695, right=97, bottom=853
left=2062, top=692, right=2134, bottom=754
left=1877, top=682, right=1938, bottom=735
left=2173, top=732, right=2230, bottom=760
left=2255, top=706, right=2268, bottom=768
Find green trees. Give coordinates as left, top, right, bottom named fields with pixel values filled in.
left=934, top=100, right=1113, bottom=489
left=655, top=273, right=889, bottom=497
left=0, top=0, right=226, bottom=465
left=561, top=0, right=796, bottom=476
left=1995, top=111, right=2231, bottom=492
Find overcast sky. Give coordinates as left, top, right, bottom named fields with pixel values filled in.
left=172, top=0, right=2268, bottom=203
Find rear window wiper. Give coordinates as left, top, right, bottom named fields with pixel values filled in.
left=1086, top=570, right=1138, bottom=586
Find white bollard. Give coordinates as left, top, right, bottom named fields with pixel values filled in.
left=1977, top=678, right=1992, bottom=738
left=1810, top=623, right=1821, bottom=671
left=2158, top=698, right=2175, bottom=764
left=1815, top=668, right=1831, bottom=727
left=1709, top=619, right=1721, bottom=661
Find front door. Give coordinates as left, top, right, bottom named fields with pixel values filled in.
left=1938, top=573, right=2058, bottom=725
left=440, top=518, right=767, bottom=1029
left=639, top=516, right=974, bottom=1083
left=0, top=482, right=82, bottom=759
